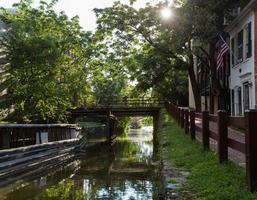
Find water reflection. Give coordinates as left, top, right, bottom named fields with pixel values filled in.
left=1, top=126, right=161, bottom=200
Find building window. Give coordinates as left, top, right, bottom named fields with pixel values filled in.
left=245, top=22, right=252, bottom=59
left=237, top=30, right=243, bottom=63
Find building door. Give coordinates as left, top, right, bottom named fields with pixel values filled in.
left=243, top=82, right=250, bottom=111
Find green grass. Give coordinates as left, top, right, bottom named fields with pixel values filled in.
left=162, top=114, right=257, bottom=200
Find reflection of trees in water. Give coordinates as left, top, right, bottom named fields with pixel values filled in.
left=4, top=135, right=160, bottom=200
left=33, top=178, right=157, bottom=199
left=33, top=180, right=80, bottom=200
left=3, top=161, right=79, bottom=200
left=114, top=140, right=153, bottom=164
left=32, top=139, right=158, bottom=199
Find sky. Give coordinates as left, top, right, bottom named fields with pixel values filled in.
left=1, top=0, right=155, bottom=31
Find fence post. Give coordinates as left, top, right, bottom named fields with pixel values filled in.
left=168, top=102, right=171, bottom=117
left=176, top=107, right=179, bottom=122
left=245, top=110, right=257, bottom=192
left=180, top=109, right=184, bottom=129
left=185, top=109, right=189, bottom=134
left=217, top=110, right=228, bottom=163
left=190, top=110, right=195, bottom=140
left=202, top=111, right=209, bottom=150
left=171, top=104, right=174, bottom=116
left=173, top=105, right=176, bottom=120
left=177, top=108, right=180, bottom=124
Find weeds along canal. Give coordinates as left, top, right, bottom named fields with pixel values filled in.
left=0, top=125, right=164, bottom=200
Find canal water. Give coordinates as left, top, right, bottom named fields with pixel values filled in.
left=0, top=126, right=162, bottom=200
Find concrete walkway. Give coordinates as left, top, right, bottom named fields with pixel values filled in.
left=195, top=119, right=246, bottom=168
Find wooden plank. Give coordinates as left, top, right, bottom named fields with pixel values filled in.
left=227, top=116, right=245, bottom=129
left=209, top=114, right=218, bottom=122
left=180, top=109, right=184, bottom=128
left=0, top=138, right=79, bottom=158
left=0, top=124, right=78, bottom=128
left=202, top=111, right=210, bottom=150
left=209, top=130, right=218, bottom=141
left=190, top=111, right=195, bottom=140
left=0, top=149, right=78, bottom=184
left=217, top=111, right=228, bottom=163
left=245, top=111, right=257, bottom=192
left=185, top=109, right=189, bottom=134
left=48, top=128, right=53, bottom=142
left=195, top=125, right=202, bottom=133
left=228, top=138, right=245, bottom=154
left=195, top=113, right=202, bottom=119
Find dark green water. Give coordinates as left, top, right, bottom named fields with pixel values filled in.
left=0, top=127, right=161, bottom=200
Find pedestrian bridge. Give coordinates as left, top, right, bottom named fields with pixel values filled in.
left=71, top=98, right=164, bottom=117
left=70, top=98, right=164, bottom=146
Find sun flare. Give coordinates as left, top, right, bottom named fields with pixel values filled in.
left=161, top=7, right=172, bottom=19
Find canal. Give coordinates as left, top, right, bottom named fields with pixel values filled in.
left=0, top=126, right=162, bottom=200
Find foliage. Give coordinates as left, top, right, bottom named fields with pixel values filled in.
left=116, top=117, right=130, bottom=136
left=0, top=0, right=93, bottom=122
left=34, top=180, right=85, bottom=200
left=94, top=0, right=250, bottom=109
left=162, top=114, right=257, bottom=199
left=179, top=0, right=250, bottom=42
left=141, top=116, right=153, bottom=126
left=94, top=2, right=188, bottom=104
left=91, top=68, right=128, bottom=103
left=0, top=0, right=250, bottom=122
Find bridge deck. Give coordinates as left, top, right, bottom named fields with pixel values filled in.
left=71, top=98, right=164, bottom=117
left=72, top=106, right=163, bottom=117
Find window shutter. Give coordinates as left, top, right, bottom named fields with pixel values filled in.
left=231, top=38, right=235, bottom=66
left=247, top=22, right=252, bottom=58
left=238, top=30, right=243, bottom=62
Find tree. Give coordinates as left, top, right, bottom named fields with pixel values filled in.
left=178, top=0, right=250, bottom=110
left=94, top=1, right=188, bottom=105
left=0, top=0, right=93, bottom=122
left=94, top=0, right=250, bottom=111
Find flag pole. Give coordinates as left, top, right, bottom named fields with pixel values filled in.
left=219, top=34, right=232, bottom=55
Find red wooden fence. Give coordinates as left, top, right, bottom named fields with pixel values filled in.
left=165, top=101, right=257, bottom=192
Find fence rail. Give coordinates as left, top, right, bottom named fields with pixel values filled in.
left=227, top=116, right=245, bottom=129
left=165, top=101, right=257, bottom=192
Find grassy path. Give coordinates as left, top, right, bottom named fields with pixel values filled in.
left=161, top=114, right=257, bottom=200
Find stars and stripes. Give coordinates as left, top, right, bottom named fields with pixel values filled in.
left=216, top=36, right=230, bottom=70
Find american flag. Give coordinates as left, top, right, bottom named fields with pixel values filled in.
left=216, top=37, right=229, bottom=70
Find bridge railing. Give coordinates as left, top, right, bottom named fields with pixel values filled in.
left=90, top=98, right=164, bottom=108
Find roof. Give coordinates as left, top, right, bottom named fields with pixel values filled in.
left=225, top=0, right=257, bottom=32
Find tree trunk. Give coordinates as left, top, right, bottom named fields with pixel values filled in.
left=209, top=42, right=228, bottom=111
